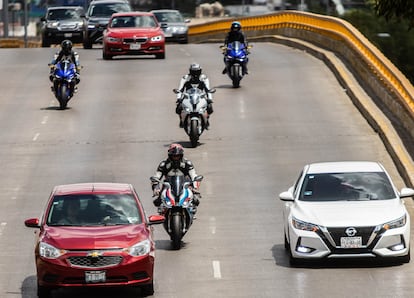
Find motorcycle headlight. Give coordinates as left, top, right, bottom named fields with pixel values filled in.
left=184, top=107, right=191, bottom=113
left=198, top=107, right=207, bottom=113
left=39, top=242, right=66, bottom=259
left=126, top=239, right=151, bottom=256
left=382, top=214, right=407, bottom=230
left=151, top=35, right=163, bottom=42
left=292, top=217, right=320, bottom=232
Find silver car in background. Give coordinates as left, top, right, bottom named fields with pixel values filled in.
left=151, top=9, right=189, bottom=44
left=279, top=161, right=414, bottom=266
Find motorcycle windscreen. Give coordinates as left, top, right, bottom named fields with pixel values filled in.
left=166, top=175, right=185, bottom=199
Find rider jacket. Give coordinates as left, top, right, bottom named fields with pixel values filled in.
left=51, top=50, right=81, bottom=72
left=151, top=157, right=198, bottom=191
left=177, top=74, right=213, bottom=102
left=224, top=30, right=246, bottom=45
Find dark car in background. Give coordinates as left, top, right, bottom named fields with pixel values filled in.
left=82, top=0, right=132, bottom=49
left=150, top=9, right=189, bottom=44
left=40, top=6, right=85, bottom=47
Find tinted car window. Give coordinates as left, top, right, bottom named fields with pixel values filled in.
left=88, top=2, right=131, bottom=17
left=299, top=172, right=395, bottom=201
left=153, top=11, right=184, bottom=23
left=47, top=194, right=141, bottom=226
left=47, top=8, right=83, bottom=20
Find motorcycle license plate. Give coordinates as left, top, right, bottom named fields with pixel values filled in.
left=130, top=43, right=141, bottom=50
left=64, top=33, right=73, bottom=37
left=340, top=236, right=362, bottom=248
left=85, top=271, right=106, bottom=283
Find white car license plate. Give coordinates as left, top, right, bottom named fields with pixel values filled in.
left=64, top=33, right=73, bottom=37
left=130, top=43, right=141, bottom=50
left=340, top=236, right=362, bottom=248
left=85, top=271, right=106, bottom=283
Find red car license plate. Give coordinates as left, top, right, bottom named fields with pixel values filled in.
left=130, top=43, right=141, bottom=50
left=85, top=271, right=106, bottom=283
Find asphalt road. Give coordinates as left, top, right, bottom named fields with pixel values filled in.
left=1, top=42, right=414, bottom=298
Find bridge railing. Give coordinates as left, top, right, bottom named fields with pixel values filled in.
left=189, top=11, right=414, bottom=184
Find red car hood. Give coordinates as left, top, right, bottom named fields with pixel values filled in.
left=107, top=28, right=162, bottom=37
left=43, top=224, right=150, bottom=250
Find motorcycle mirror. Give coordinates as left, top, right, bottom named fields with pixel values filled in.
left=208, top=88, right=216, bottom=94
left=193, top=175, right=203, bottom=182
left=173, top=88, right=180, bottom=94
left=150, top=176, right=160, bottom=183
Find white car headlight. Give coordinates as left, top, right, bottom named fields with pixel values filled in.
left=127, top=239, right=151, bottom=256
left=39, top=242, right=66, bottom=259
left=292, top=217, right=320, bottom=232
left=151, top=35, right=163, bottom=42
left=46, top=22, right=59, bottom=29
left=382, top=214, right=407, bottom=230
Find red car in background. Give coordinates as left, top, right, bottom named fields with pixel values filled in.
left=24, top=183, right=164, bottom=298
left=102, top=12, right=166, bottom=60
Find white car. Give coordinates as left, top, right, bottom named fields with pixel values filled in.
left=280, top=161, right=414, bottom=265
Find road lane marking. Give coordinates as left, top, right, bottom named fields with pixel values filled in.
left=41, top=116, right=48, bottom=124
left=209, top=216, right=216, bottom=234
left=212, top=260, right=221, bottom=279
left=0, top=223, right=7, bottom=236
left=32, top=133, right=40, bottom=141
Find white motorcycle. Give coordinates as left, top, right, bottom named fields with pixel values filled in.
left=173, top=87, right=216, bottom=147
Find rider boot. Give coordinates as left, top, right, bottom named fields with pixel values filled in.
left=222, top=67, right=227, bottom=75
left=153, top=197, right=162, bottom=207
left=176, top=103, right=184, bottom=127
left=243, top=64, right=249, bottom=75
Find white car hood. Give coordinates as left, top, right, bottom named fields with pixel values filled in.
left=292, top=199, right=407, bottom=227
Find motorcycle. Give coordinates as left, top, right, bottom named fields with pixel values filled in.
left=221, top=41, right=252, bottom=88
left=150, top=174, right=203, bottom=250
left=49, top=58, right=78, bottom=109
left=173, top=86, right=216, bottom=148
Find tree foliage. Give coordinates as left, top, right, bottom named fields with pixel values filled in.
left=371, top=0, right=414, bottom=27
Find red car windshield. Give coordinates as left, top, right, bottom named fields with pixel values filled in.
left=46, top=194, right=142, bottom=226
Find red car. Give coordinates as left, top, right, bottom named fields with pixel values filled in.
left=24, top=183, right=164, bottom=298
left=102, top=11, right=166, bottom=60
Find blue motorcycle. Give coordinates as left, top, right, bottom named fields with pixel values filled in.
left=221, top=41, right=252, bottom=88
left=50, top=58, right=77, bottom=109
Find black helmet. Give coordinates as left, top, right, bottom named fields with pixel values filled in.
left=61, top=40, right=73, bottom=55
left=189, top=63, right=202, bottom=78
left=231, top=21, right=241, bottom=31
left=168, top=143, right=184, bottom=167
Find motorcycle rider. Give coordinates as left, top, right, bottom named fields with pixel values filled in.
left=222, top=21, right=249, bottom=75
left=151, top=143, right=201, bottom=210
left=49, top=40, right=81, bottom=92
left=176, top=63, right=214, bottom=129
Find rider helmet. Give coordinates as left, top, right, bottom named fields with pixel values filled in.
left=231, top=21, right=241, bottom=32
left=61, top=39, right=73, bottom=55
left=168, top=143, right=184, bottom=167
left=189, top=63, right=202, bottom=79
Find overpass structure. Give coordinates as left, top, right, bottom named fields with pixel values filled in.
left=189, top=11, right=414, bottom=188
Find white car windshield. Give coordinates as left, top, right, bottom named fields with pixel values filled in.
left=299, top=172, right=395, bottom=201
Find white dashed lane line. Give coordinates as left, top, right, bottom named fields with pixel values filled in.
left=212, top=260, right=221, bottom=279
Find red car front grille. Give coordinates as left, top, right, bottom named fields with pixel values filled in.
left=123, top=37, right=148, bottom=43
left=68, top=256, right=123, bottom=268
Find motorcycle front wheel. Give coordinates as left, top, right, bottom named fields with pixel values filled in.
left=189, top=119, right=199, bottom=147
left=58, top=84, right=68, bottom=109
left=171, top=213, right=183, bottom=250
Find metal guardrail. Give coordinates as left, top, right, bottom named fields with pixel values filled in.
left=189, top=11, right=414, bottom=184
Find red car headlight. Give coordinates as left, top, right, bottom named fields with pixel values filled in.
left=151, top=35, right=163, bottom=42
left=125, top=239, right=151, bottom=257
left=39, top=242, right=67, bottom=259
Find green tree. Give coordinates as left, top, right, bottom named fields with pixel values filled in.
left=371, top=0, right=414, bottom=27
